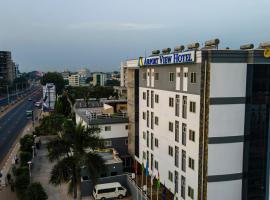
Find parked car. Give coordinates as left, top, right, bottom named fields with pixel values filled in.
left=93, top=182, right=127, bottom=200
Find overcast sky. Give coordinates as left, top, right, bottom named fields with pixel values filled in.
left=0, top=0, right=269, bottom=72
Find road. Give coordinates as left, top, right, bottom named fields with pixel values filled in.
left=0, top=88, right=42, bottom=164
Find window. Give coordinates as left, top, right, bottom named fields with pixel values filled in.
left=147, top=111, right=149, bottom=127
left=150, top=153, right=154, bottom=170
left=191, top=72, right=196, bottom=83
left=188, top=157, right=195, bottom=170
left=154, top=160, right=159, bottom=170
left=143, top=151, right=146, bottom=159
left=104, top=140, right=112, bottom=147
left=182, top=150, right=186, bottom=172
left=169, top=72, right=175, bottom=82
left=143, top=92, right=146, bottom=100
left=168, top=146, right=173, bottom=156
left=175, top=95, right=180, bottom=116
left=182, top=96, right=187, bottom=119
left=175, top=146, right=179, bottom=167
left=125, top=139, right=128, bottom=145
left=169, top=97, right=174, bottom=107
left=182, top=123, right=187, bottom=146
left=168, top=171, right=173, bottom=182
left=105, top=126, right=111, bottom=131
left=184, top=72, right=188, bottom=78
left=118, top=187, right=125, bottom=191
left=169, top=122, right=174, bottom=132
left=190, top=101, right=196, bottom=113
left=99, top=188, right=116, bottom=193
left=143, top=131, right=146, bottom=140
left=147, top=90, right=149, bottom=107
left=125, top=125, right=129, bottom=130
left=147, top=131, right=149, bottom=147
left=142, top=112, right=146, bottom=120
left=151, top=112, right=154, bottom=129
left=155, top=116, right=159, bottom=125
left=143, top=72, right=147, bottom=80
left=151, top=133, right=154, bottom=150
left=154, top=138, right=159, bottom=147
left=155, top=94, right=159, bottom=103
left=175, top=120, right=179, bottom=142
left=189, top=130, right=195, bottom=142
left=188, top=186, right=194, bottom=199
left=177, top=71, right=181, bottom=77
left=181, top=176, right=186, bottom=199
left=154, top=72, right=159, bottom=80
left=151, top=91, right=154, bottom=108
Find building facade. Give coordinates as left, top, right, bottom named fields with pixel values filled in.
left=42, top=83, right=56, bottom=111
left=74, top=99, right=131, bottom=168
left=137, top=44, right=270, bottom=200
left=68, top=74, right=80, bottom=87
left=92, top=72, right=107, bottom=86
left=0, top=51, right=16, bottom=83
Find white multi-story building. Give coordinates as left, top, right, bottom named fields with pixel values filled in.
left=42, top=83, right=56, bottom=111
left=74, top=99, right=131, bottom=168
left=92, top=72, right=107, bottom=86
left=137, top=41, right=270, bottom=200
left=68, top=74, right=80, bottom=87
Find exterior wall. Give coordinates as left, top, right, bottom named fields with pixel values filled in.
left=68, top=74, right=80, bottom=87
left=207, top=62, right=247, bottom=200
left=139, top=60, right=201, bottom=199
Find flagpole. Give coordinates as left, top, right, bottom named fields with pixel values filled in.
left=157, top=184, right=158, bottom=200
left=135, top=160, right=138, bottom=200
left=151, top=182, right=152, bottom=200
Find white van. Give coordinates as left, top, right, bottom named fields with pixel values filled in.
left=93, top=182, right=127, bottom=200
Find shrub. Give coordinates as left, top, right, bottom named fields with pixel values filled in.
left=20, top=134, right=34, bottom=152
left=24, top=182, right=48, bottom=200
left=15, top=166, right=29, bottom=177
left=15, top=173, right=30, bottom=199
left=20, top=151, right=32, bottom=166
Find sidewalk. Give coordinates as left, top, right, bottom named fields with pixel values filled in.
left=32, top=138, right=73, bottom=200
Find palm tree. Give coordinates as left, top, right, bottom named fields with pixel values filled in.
left=47, top=120, right=105, bottom=199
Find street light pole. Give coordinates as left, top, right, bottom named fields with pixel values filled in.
left=27, top=161, right=32, bottom=183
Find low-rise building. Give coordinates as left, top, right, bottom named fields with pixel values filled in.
left=74, top=99, right=131, bottom=169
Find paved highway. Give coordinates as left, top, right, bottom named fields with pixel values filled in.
left=0, top=88, right=42, bottom=163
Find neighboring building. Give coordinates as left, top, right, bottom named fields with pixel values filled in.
left=0, top=51, right=16, bottom=83
left=74, top=99, right=131, bottom=169
left=68, top=74, right=80, bottom=87
left=120, top=59, right=140, bottom=159
left=78, top=68, right=91, bottom=86
left=92, top=72, right=107, bottom=86
left=113, top=86, right=127, bottom=99
left=61, top=70, right=70, bottom=80
left=137, top=41, right=270, bottom=200
left=42, top=83, right=56, bottom=111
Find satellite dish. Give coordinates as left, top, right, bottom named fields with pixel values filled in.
left=264, top=48, right=270, bottom=58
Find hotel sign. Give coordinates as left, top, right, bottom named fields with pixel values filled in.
left=138, top=51, right=195, bottom=66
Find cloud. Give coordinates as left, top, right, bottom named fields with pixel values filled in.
left=67, top=22, right=165, bottom=31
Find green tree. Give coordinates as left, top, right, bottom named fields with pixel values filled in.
left=20, top=135, right=34, bottom=153
left=41, top=72, right=65, bottom=95
left=15, top=170, right=30, bottom=199
left=47, top=121, right=105, bottom=199
left=25, top=182, right=48, bottom=200
left=34, top=113, right=66, bottom=136
left=20, top=151, right=32, bottom=166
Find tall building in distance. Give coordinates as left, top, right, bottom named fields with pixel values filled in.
left=137, top=40, right=270, bottom=200
left=92, top=72, right=107, bottom=86
left=0, top=51, right=17, bottom=83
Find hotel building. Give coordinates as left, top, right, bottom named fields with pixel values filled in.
left=137, top=40, right=270, bottom=200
